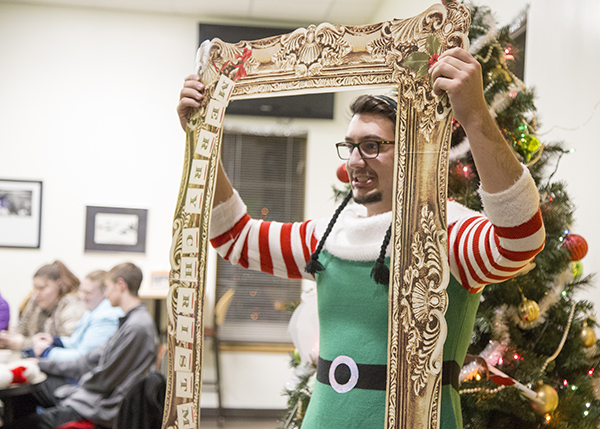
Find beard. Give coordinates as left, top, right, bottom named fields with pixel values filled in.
left=352, top=191, right=382, bottom=206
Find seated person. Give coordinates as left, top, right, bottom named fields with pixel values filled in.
left=0, top=260, right=86, bottom=350
left=30, top=270, right=124, bottom=361
left=4, top=262, right=158, bottom=429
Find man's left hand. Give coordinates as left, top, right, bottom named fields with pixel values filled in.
left=429, top=47, right=488, bottom=128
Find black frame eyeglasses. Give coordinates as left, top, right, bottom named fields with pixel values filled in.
left=335, top=140, right=395, bottom=160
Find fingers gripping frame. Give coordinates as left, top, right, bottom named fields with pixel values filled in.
left=163, top=3, right=470, bottom=428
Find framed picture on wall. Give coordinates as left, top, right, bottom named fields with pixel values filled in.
left=0, top=179, right=43, bottom=248
left=84, top=206, right=148, bottom=253
left=150, top=271, right=170, bottom=290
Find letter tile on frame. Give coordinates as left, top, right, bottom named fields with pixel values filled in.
left=176, top=315, right=195, bottom=343
left=204, top=99, right=226, bottom=128
left=189, top=159, right=209, bottom=186
left=177, top=403, right=196, bottom=429
left=212, top=75, right=235, bottom=106
left=195, top=129, right=218, bottom=158
left=181, top=227, right=200, bottom=255
left=180, top=257, right=199, bottom=282
left=174, top=346, right=194, bottom=372
left=177, top=287, right=196, bottom=316
left=184, top=188, right=204, bottom=214
left=175, top=371, right=194, bottom=399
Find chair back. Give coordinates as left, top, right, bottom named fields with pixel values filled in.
left=214, top=289, right=235, bottom=327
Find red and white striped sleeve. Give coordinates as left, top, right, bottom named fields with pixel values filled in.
left=447, top=166, right=545, bottom=293
left=209, top=190, right=318, bottom=280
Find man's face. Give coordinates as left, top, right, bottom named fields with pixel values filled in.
left=79, top=278, right=105, bottom=311
left=345, top=113, right=396, bottom=216
left=104, top=278, right=120, bottom=307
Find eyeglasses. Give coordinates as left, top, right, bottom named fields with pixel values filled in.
left=335, top=140, right=394, bottom=160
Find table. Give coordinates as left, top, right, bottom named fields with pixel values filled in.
left=139, top=288, right=168, bottom=340
left=0, top=351, right=47, bottom=425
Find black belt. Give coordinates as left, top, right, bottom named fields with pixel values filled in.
left=317, top=356, right=460, bottom=393
left=317, top=356, right=387, bottom=391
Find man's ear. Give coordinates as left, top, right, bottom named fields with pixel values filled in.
left=115, top=277, right=128, bottom=292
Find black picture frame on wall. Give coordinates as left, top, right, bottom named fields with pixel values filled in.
left=0, top=179, right=43, bottom=248
left=84, top=206, right=147, bottom=253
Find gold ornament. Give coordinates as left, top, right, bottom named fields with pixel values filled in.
left=513, top=134, right=541, bottom=163
left=581, top=321, right=597, bottom=348
left=531, top=382, right=559, bottom=414
left=571, top=260, right=584, bottom=281
left=487, top=64, right=510, bottom=83
left=518, top=297, right=540, bottom=323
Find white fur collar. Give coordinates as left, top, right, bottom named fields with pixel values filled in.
left=314, top=204, right=392, bottom=261
left=313, top=200, right=477, bottom=262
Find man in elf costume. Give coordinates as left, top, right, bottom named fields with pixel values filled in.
left=177, top=47, right=545, bottom=428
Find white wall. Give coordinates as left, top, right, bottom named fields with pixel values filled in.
left=526, top=0, right=600, bottom=308
left=0, top=3, right=198, bottom=302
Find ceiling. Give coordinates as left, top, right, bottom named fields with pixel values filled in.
left=1, top=0, right=385, bottom=25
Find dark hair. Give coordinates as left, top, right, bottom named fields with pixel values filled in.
left=350, top=94, right=397, bottom=126
left=108, top=263, right=143, bottom=296
left=34, top=260, right=80, bottom=296
left=370, top=223, right=392, bottom=285
left=305, top=191, right=353, bottom=275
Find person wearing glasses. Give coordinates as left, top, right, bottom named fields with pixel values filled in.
left=177, top=48, right=545, bottom=429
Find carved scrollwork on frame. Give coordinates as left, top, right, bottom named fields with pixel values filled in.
left=274, top=23, right=352, bottom=76
left=163, top=3, right=470, bottom=429
left=401, top=205, right=449, bottom=396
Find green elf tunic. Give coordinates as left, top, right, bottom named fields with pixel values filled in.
left=301, top=250, right=481, bottom=429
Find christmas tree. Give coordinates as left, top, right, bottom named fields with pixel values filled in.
left=454, top=4, right=599, bottom=429
left=281, top=4, right=599, bottom=428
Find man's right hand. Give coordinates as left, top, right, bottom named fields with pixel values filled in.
left=177, top=74, right=234, bottom=207
left=177, top=74, right=205, bottom=131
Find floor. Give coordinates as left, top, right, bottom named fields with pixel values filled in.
left=199, top=417, right=281, bottom=428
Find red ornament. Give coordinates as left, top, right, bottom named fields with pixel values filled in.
left=336, top=163, right=349, bottom=183
left=562, top=233, right=588, bottom=261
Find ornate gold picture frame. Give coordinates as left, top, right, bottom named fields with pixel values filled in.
left=163, top=3, right=470, bottom=428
